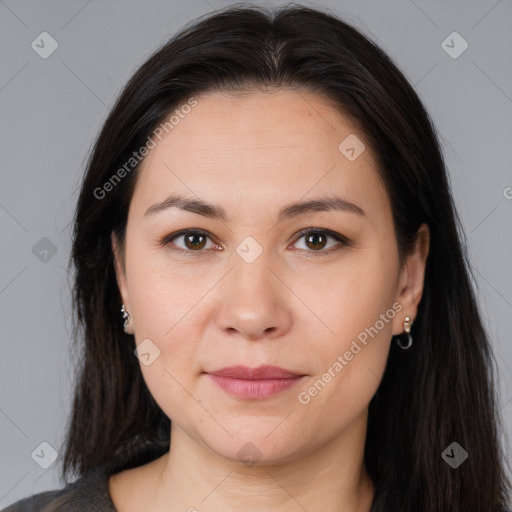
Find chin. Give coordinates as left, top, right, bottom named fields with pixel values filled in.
left=198, top=427, right=306, bottom=467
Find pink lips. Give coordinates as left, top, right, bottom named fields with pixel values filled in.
left=205, top=365, right=305, bottom=399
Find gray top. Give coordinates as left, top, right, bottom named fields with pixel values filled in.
left=2, top=463, right=117, bottom=512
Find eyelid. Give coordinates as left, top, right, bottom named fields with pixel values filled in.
left=291, top=227, right=349, bottom=245
left=160, top=227, right=350, bottom=256
left=289, top=228, right=350, bottom=256
left=159, top=229, right=220, bottom=254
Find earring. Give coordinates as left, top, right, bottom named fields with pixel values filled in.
left=396, top=315, right=413, bottom=349
left=120, top=304, right=130, bottom=331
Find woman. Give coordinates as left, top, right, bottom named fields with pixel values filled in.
left=4, top=3, right=511, bottom=511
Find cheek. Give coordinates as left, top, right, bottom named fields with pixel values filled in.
left=132, top=282, right=202, bottom=424
left=302, top=251, right=398, bottom=343
left=297, top=254, right=397, bottom=411
left=138, top=361, right=198, bottom=431
left=128, top=254, right=202, bottom=337
left=127, top=257, right=204, bottom=392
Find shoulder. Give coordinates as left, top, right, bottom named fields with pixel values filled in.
left=2, top=488, right=68, bottom=511
left=2, top=466, right=116, bottom=512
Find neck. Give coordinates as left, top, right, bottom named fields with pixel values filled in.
left=149, top=409, right=374, bottom=512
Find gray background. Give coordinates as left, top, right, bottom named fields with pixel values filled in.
left=1, top=0, right=511, bottom=507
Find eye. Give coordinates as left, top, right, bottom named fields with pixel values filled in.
left=159, top=228, right=350, bottom=257
left=159, top=229, right=219, bottom=257
left=290, top=228, right=349, bottom=256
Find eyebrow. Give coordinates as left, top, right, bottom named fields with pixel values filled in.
left=144, top=193, right=365, bottom=221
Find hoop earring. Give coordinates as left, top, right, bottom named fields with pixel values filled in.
left=396, top=315, right=413, bottom=349
left=120, top=304, right=130, bottom=330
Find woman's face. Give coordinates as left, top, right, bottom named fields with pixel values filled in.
left=112, top=89, right=429, bottom=464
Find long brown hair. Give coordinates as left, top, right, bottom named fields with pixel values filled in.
left=62, top=4, right=511, bottom=510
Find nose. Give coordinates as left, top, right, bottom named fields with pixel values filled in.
left=214, top=252, right=292, bottom=341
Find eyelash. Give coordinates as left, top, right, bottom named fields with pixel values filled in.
left=158, top=228, right=351, bottom=258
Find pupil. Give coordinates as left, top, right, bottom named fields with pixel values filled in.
left=306, top=232, right=326, bottom=250
left=185, top=234, right=206, bottom=250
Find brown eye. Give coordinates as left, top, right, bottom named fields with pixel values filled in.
left=304, top=232, right=328, bottom=251
left=160, top=228, right=349, bottom=258
left=292, top=229, right=349, bottom=256
left=182, top=232, right=208, bottom=250
left=161, top=229, right=216, bottom=255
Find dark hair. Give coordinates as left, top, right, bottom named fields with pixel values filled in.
left=62, top=3, right=511, bottom=510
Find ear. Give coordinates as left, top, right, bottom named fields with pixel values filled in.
left=111, top=231, right=130, bottom=313
left=392, top=222, right=430, bottom=335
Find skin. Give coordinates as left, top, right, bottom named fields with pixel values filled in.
left=110, top=89, right=430, bottom=512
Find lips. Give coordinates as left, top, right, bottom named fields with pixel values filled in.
left=207, top=365, right=302, bottom=380
left=204, top=365, right=305, bottom=399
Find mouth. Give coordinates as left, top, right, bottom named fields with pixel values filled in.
left=203, top=365, right=306, bottom=400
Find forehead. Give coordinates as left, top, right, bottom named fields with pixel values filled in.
left=130, top=89, right=389, bottom=223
